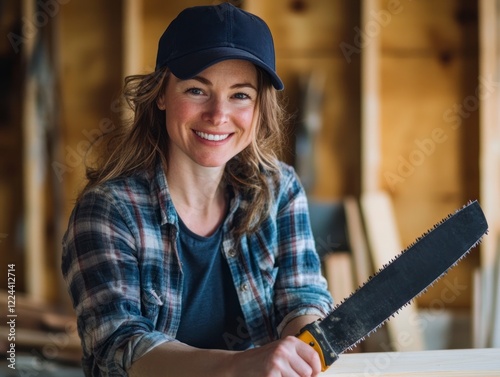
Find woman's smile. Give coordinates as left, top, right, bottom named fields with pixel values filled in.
left=194, top=130, right=232, bottom=142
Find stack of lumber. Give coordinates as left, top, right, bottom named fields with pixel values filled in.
left=0, top=290, right=82, bottom=365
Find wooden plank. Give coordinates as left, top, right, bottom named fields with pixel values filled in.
left=361, top=0, right=382, bottom=192
left=477, top=0, right=500, bottom=351
left=323, top=252, right=355, bottom=305
left=472, top=268, right=484, bottom=348
left=323, top=348, right=500, bottom=376
left=322, top=252, right=363, bottom=354
left=21, top=0, right=49, bottom=300
left=344, top=196, right=373, bottom=286
left=491, top=242, right=500, bottom=347
left=123, top=0, right=143, bottom=77
left=472, top=257, right=500, bottom=349
left=344, top=197, right=393, bottom=353
left=360, top=191, right=425, bottom=351
left=479, top=0, right=500, bottom=269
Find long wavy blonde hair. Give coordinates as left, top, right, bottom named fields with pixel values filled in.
left=83, top=66, right=287, bottom=236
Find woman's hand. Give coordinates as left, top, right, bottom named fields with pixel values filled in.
left=228, top=336, right=322, bottom=377
left=128, top=315, right=324, bottom=377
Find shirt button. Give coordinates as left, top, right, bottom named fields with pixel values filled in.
left=240, top=283, right=249, bottom=292
left=228, top=249, right=237, bottom=258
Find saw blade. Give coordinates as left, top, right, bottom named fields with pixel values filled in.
left=298, top=200, right=488, bottom=369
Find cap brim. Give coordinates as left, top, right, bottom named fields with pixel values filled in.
left=166, top=47, right=284, bottom=90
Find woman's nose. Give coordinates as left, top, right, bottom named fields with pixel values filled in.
left=201, top=97, right=229, bottom=126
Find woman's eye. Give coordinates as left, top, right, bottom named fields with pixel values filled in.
left=186, top=87, right=204, bottom=95
left=233, top=92, right=251, bottom=100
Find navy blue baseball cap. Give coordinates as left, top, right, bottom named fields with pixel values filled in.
left=155, top=3, right=284, bottom=90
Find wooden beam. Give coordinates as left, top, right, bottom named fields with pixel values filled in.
left=360, top=191, right=424, bottom=351
left=477, top=0, right=500, bottom=349
left=123, top=0, right=143, bottom=77
left=361, top=0, right=381, bottom=192
left=21, top=0, right=49, bottom=300
left=323, top=252, right=355, bottom=305
left=491, top=252, right=500, bottom=347
left=479, top=0, right=500, bottom=270
left=344, top=197, right=372, bottom=287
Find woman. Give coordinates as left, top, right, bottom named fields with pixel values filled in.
left=62, top=3, right=333, bottom=376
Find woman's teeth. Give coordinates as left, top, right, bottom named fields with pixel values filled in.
left=195, top=131, right=230, bottom=141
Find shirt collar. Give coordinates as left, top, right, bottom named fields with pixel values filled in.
left=153, top=162, right=178, bottom=227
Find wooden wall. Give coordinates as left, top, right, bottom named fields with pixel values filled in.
left=377, top=0, right=479, bottom=308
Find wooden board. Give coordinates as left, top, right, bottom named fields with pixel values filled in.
left=472, top=268, right=485, bottom=348
left=21, top=0, right=53, bottom=300
left=323, top=348, right=500, bottom=376
left=361, top=0, right=382, bottom=192
left=492, top=244, right=500, bottom=347
left=323, top=252, right=355, bottom=305
left=479, top=0, right=500, bottom=271
left=343, top=197, right=373, bottom=286
left=475, top=0, right=500, bottom=353
left=344, top=196, right=393, bottom=353
left=361, top=191, right=425, bottom=351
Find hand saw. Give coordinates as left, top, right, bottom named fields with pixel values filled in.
left=297, top=200, right=488, bottom=371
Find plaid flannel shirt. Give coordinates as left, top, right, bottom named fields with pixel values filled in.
left=62, top=161, right=333, bottom=376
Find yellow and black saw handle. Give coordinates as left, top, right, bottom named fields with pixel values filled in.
left=297, top=320, right=339, bottom=372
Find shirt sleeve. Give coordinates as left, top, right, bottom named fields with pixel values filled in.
left=273, top=166, right=334, bottom=335
left=61, top=188, right=173, bottom=376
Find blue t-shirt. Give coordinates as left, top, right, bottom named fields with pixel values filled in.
left=175, top=217, right=252, bottom=351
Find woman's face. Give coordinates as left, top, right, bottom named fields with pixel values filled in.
left=159, top=59, right=259, bottom=169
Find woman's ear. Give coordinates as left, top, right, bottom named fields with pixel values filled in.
left=157, top=95, right=166, bottom=111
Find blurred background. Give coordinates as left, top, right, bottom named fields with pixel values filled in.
left=1, top=0, right=500, bottom=373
